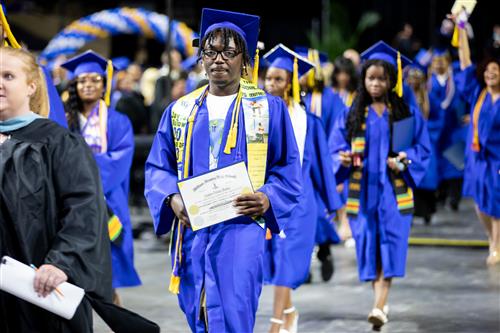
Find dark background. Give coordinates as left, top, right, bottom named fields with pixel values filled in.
left=5, top=0, right=499, bottom=64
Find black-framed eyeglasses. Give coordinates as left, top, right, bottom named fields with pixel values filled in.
left=202, top=49, right=241, bottom=60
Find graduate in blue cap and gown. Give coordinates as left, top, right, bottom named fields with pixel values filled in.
left=453, top=15, right=500, bottom=266
left=295, top=47, right=346, bottom=281
left=407, top=49, right=447, bottom=223
left=428, top=48, right=468, bottom=212
left=61, top=50, right=142, bottom=304
left=262, top=44, right=342, bottom=333
left=329, top=41, right=431, bottom=328
left=144, top=9, right=302, bottom=332
left=0, top=3, right=67, bottom=128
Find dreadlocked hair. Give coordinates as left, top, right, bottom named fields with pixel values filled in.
left=64, top=76, right=106, bottom=133
left=198, top=27, right=251, bottom=77
left=346, top=59, right=411, bottom=142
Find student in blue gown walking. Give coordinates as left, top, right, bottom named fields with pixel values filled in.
left=62, top=50, right=142, bottom=305
left=262, top=44, right=342, bottom=333
left=329, top=42, right=431, bottom=329
left=144, top=9, right=302, bottom=332
left=453, top=14, right=500, bottom=266
left=296, top=47, right=346, bottom=281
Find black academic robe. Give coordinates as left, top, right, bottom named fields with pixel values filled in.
left=0, top=119, right=112, bottom=333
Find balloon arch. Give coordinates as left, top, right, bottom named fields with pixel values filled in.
left=39, top=7, right=197, bottom=65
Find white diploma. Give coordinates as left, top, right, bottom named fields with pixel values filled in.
left=177, top=161, right=255, bottom=231
left=451, top=0, right=476, bottom=15
left=0, top=256, right=85, bottom=320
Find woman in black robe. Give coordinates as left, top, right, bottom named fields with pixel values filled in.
left=0, top=45, right=112, bottom=332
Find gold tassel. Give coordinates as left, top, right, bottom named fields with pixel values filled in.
left=252, top=49, right=260, bottom=85
left=223, top=91, right=242, bottom=154
left=307, top=49, right=315, bottom=89
left=104, top=60, right=113, bottom=106
left=292, top=57, right=300, bottom=104
left=451, top=24, right=460, bottom=48
left=0, top=4, right=21, bottom=49
left=393, top=52, right=403, bottom=98
left=169, top=275, right=181, bottom=294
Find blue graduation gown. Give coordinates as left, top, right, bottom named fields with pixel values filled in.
left=437, top=75, right=468, bottom=181
left=329, top=106, right=431, bottom=281
left=457, top=65, right=500, bottom=218
left=93, top=109, right=141, bottom=288
left=41, top=65, right=68, bottom=128
left=144, top=94, right=302, bottom=332
left=304, top=88, right=346, bottom=245
left=418, top=75, right=446, bottom=190
left=265, top=112, right=342, bottom=289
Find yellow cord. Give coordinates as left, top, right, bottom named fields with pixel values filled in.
left=0, top=5, right=21, bottom=49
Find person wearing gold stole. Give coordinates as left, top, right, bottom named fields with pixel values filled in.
left=452, top=12, right=500, bottom=266
left=329, top=41, right=431, bottom=329
left=144, top=8, right=302, bottom=333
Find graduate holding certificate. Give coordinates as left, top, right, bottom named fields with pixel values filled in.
left=329, top=41, right=431, bottom=329
left=144, top=8, right=302, bottom=332
left=451, top=7, right=500, bottom=266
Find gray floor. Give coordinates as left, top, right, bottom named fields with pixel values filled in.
left=95, top=200, right=500, bottom=332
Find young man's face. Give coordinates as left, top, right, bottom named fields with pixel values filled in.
left=201, top=33, right=243, bottom=89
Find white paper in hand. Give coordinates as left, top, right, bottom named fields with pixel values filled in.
left=0, top=256, right=85, bottom=320
left=451, top=0, right=477, bottom=15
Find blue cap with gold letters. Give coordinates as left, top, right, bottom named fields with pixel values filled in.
left=199, top=8, right=260, bottom=60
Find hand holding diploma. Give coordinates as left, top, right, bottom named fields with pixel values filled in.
left=233, top=192, right=270, bottom=218
left=170, top=193, right=191, bottom=228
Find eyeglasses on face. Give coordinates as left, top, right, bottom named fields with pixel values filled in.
left=201, top=49, right=241, bottom=60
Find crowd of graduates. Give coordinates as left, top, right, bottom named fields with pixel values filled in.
left=0, top=3, right=499, bottom=333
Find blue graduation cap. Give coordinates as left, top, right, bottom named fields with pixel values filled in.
left=264, top=44, right=314, bottom=77
left=199, top=8, right=260, bottom=60
left=294, top=46, right=329, bottom=66
left=112, top=56, right=131, bottom=72
left=361, top=41, right=412, bottom=97
left=431, top=47, right=451, bottom=59
left=61, top=50, right=116, bottom=77
left=360, top=41, right=412, bottom=68
left=264, top=44, right=314, bottom=103
left=181, top=55, right=200, bottom=71
left=61, top=50, right=116, bottom=105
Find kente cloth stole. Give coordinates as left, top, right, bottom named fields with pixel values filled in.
left=346, top=108, right=414, bottom=217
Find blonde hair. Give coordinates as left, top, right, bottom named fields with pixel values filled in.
left=0, top=47, right=49, bottom=117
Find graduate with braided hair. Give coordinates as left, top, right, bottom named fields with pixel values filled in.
left=329, top=41, right=431, bottom=329
left=145, top=9, right=301, bottom=332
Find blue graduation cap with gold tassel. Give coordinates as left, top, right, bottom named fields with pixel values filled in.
left=199, top=8, right=261, bottom=84
left=360, top=40, right=412, bottom=97
left=264, top=43, right=314, bottom=104
left=61, top=50, right=116, bottom=107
